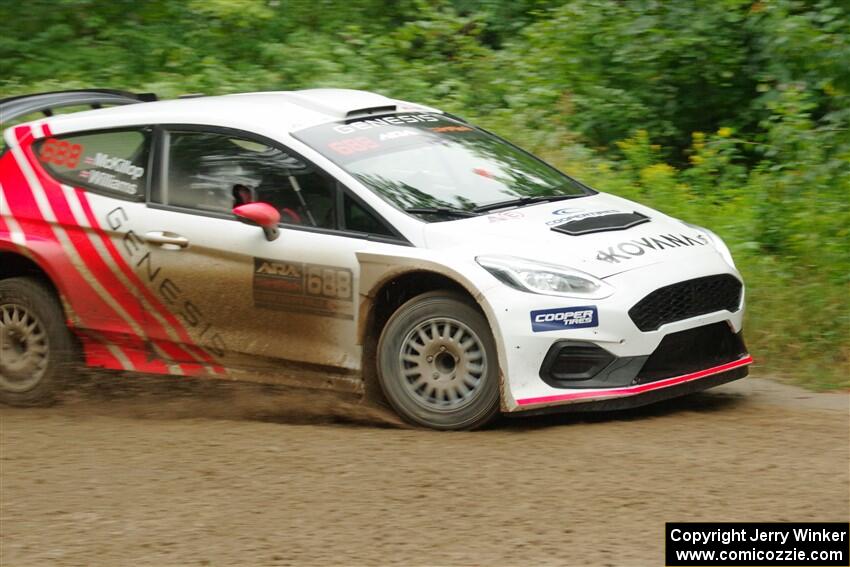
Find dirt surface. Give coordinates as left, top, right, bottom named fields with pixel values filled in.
left=1, top=373, right=848, bottom=566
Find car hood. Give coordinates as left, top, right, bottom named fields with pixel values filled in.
left=422, top=193, right=723, bottom=279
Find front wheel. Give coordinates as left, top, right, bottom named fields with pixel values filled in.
left=0, top=277, right=74, bottom=406
left=377, top=291, right=500, bottom=430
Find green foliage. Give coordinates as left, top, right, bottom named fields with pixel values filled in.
left=1, top=0, right=847, bottom=387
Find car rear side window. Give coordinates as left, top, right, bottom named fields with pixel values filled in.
left=33, top=129, right=150, bottom=200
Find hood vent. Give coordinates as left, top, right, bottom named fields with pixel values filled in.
left=551, top=211, right=650, bottom=236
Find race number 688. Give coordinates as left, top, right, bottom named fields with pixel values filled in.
left=306, top=267, right=352, bottom=300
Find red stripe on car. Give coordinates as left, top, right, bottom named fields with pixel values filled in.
left=3, top=128, right=149, bottom=371
left=1, top=153, right=135, bottom=369
left=13, top=126, right=173, bottom=374
left=73, top=188, right=225, bottom=374
left=40, top=122, right=223, bottom=375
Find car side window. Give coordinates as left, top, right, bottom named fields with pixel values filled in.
left=155, top=130, right=336, bottom=229
left=33, top=129, right=150, bottom=200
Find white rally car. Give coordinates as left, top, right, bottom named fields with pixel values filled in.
left=0, top=89, right=751, bottom=429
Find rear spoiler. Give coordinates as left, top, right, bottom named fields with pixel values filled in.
left=0, top=89, right=157, bottom=125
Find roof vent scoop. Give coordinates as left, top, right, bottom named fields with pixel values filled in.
left=345, top=105, right=398, bottom=120
left=551, top=211, right=651, bottom=236
left=283, top=89, right=401, bottom=120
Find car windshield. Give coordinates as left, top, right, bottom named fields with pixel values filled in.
left=292, top=113, right=592, bottom=220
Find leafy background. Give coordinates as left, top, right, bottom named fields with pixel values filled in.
left=2, top=0, right=847, bottom=388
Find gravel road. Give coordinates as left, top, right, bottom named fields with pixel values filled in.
left=1, top=374, right=848, bottom=566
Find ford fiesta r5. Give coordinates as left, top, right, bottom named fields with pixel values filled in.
left=0, top=89, right=751, bottom=430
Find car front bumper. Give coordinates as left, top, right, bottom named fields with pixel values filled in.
left=507, top=361, right=750, bottom=416
left=480, top=251, right=751, bottom=412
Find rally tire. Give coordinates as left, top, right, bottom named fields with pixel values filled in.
left=377, top=291, right=500, bottom=430
left=0, top=277, right=75, bottom=406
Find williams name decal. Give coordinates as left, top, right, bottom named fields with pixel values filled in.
left=596, top=233, right=708, bottom=264
left=78, top=153, right=145, bottom=195
left=79, top=169, right=139, bottom=195
left=253, top=258, right=354, bottom=319
left=531, top=306, right=599, bottom=332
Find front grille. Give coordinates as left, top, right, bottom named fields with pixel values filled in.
left=629, top=274, right=742, bottom=332
left=634, top=322, right=747, bottom=384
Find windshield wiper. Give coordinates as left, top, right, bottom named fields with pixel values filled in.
left=405, top=207, right=479, bottom=218
left=472, top=194, right=585, bottom=214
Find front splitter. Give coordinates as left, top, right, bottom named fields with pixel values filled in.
left=513, top=354, right=753, bottom=411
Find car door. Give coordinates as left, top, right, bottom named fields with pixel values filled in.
left=123, top=125, right=403, bottom=383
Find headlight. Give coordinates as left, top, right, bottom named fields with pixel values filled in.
left=476, top=255, right=614, bottom=299
left=683, top=222, right=736, bottom=268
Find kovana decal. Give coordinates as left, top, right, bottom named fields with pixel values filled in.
left=531, top=306, right=599, bottom=332
left=253, top=258, right=354, bottom=319
left=596, top=233, right=709, bottom=264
